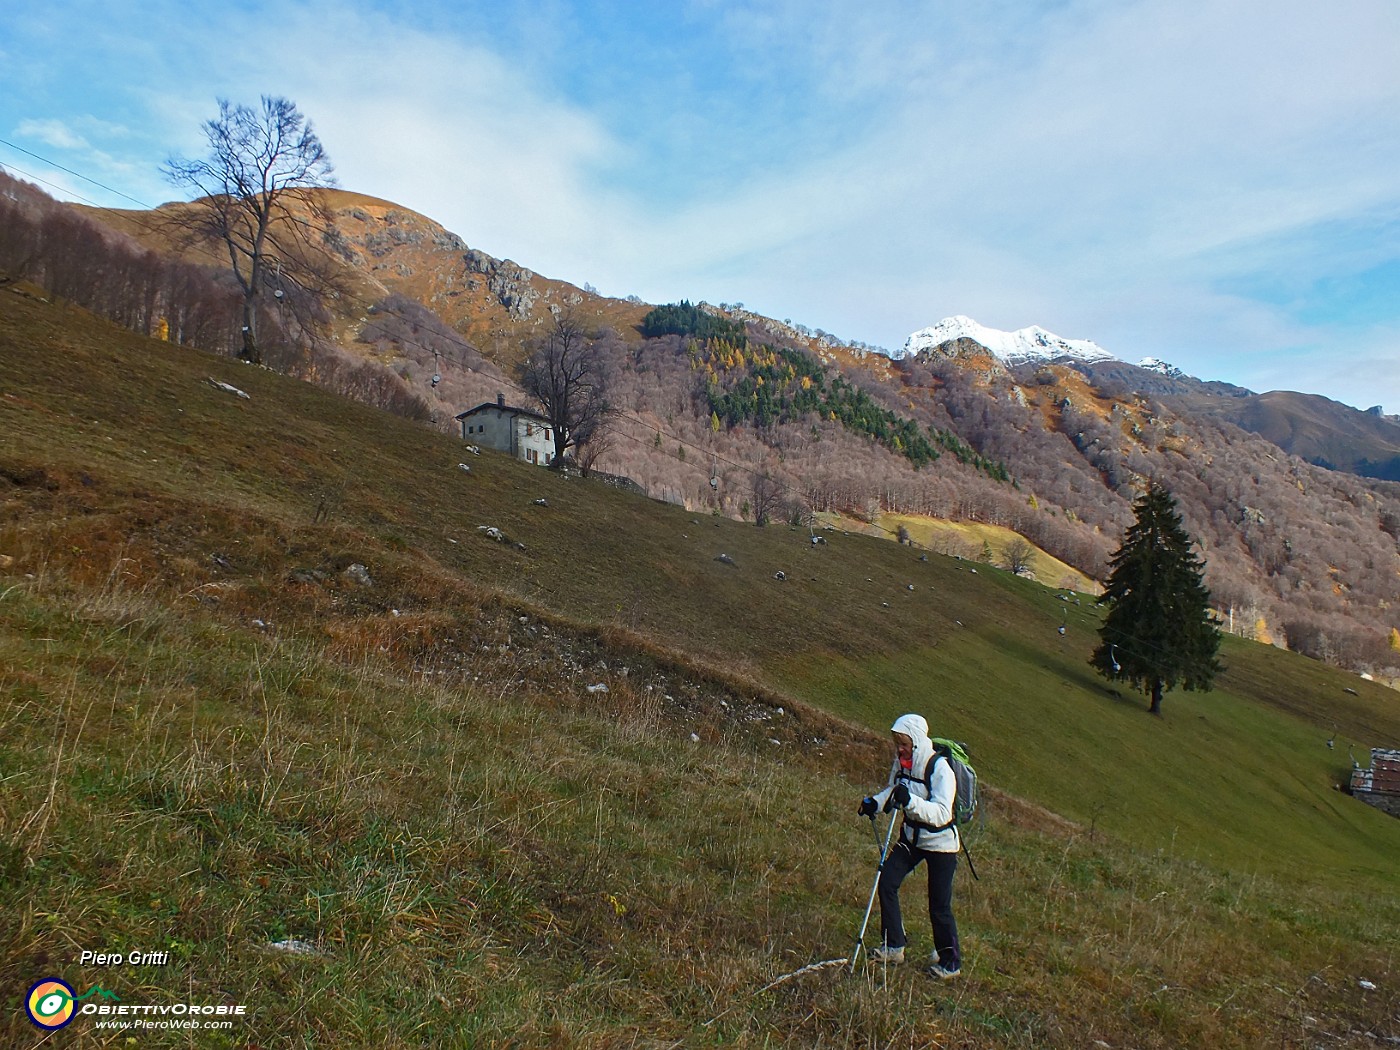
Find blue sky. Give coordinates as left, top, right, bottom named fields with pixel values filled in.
left=4, top=0, right=1399, bottom=412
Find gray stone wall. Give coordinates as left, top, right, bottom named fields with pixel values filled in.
left=1357, top=792, right=1400, bottom=819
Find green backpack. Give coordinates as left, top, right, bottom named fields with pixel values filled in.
left=924, top=738, right=979, bottom=831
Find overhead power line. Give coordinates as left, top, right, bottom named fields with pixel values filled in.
left=0, top=141, right=1039, bottom=506
left=7, top=141, right=1202, bottom=663
left=0, top=143, right=1070, bottom=543
left=0, top=141, right=794, bottom=483
left=0, top=136, right=154, bottom=210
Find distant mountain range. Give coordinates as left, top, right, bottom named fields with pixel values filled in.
left=13, top=164, right=1394, bottom=677
left=1180, top=390, right=1400, bottom=482
left=905, top=316, right=1400, bottom=482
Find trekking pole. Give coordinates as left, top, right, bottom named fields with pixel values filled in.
left=848, top=812, right=899, bottom=974
left=960, top=836, right=979, bottom=881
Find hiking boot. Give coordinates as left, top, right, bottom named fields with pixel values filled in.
left=868, top=945, right=905, bottom=965
left=926, top=961, right=961, bottom=979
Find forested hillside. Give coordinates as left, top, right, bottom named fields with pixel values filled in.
left=3, top=170, right=1397, bottom=682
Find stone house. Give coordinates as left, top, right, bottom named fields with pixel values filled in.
left=456, top=395, right=557, bottom=467
left=1351, top=748, right=1400, bottom=818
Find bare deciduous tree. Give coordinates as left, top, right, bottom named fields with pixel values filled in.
left=1002, top=537, right=1037, bottom=575
left=750, top=470, right=785, bottom=527
left=574, top=417, right=615, bottom=477
left=521, top=313, right=614, bottom=468
left=163, top=96, right=336, bottom=365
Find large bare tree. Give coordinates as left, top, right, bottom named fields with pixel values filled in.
left=749, top=470, right=785, bottom=527
left=1002, top=536, right=1037, bottom=576
left=521, top=313, right=613, bottom=468
left=163, top=96, right=335, bottom=365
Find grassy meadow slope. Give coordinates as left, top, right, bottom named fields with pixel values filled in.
left=2, top=288, right=1399, bottom=1047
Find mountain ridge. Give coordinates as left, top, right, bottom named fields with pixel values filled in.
left=6, top=171, right=1398, bottom=680
left=904, top=315, right=1117, bottom=367
left=903, top=314, right=1400, bottom=482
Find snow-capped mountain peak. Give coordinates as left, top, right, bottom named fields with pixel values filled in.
left=903, top=316, right=1116, bottom=366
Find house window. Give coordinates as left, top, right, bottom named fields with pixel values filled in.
left=524, top=422, right=533, bottom=437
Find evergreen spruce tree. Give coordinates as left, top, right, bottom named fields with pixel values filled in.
left=1092, top=482, right=1221, bottom=715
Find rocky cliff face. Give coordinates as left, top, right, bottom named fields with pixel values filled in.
left=462, top=250, right=543, bottom=320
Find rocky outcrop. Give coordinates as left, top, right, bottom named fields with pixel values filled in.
left=914, top=337, right=1011, bottom=379
left=463, top=250, right=539, bottom=319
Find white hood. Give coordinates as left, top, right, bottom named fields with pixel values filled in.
left=891, top=713, right=933, bottom=778
left=891, top=712, right=929, bottom=745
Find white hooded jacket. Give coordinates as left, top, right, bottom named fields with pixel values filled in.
left=872, top=713, right=959, bottom=853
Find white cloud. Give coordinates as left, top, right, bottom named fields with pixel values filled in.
left=212, top=5, right=633, bottom=273
left=8, top=0, right=1399, bottom=408
left=16, top=118, right=91, bottom=151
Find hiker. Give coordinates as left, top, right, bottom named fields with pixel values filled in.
left=857, top=713, right=961, bottom=978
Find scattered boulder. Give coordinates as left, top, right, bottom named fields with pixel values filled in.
left=715, top=553, right=736, bottom=566
left=266, top=939, right=320, bottom=956
left=774, top=570, right=786, bottom=581
left=207, top=377, right=250, bottom=399
left=458, top=463, right=472, bottom=473
left=342, top=563, right=373, bottom=587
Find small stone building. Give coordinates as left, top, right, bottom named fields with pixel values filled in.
left=1351, top=748, right=1400, bottom=818
left=456, top=395, right=557, bottom=467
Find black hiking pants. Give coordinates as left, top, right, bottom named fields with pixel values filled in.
left=878, top=840, right=960, bottom=969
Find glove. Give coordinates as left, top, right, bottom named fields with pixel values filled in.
left=884, top=783, right=911, bottom=812
left=858, top=797, right=878, bottom=818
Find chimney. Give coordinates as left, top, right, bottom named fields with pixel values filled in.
left=497, top=393, right=505, bottom=407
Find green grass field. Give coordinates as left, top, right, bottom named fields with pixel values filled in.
left=2, top=289, right=1398, bottom=1047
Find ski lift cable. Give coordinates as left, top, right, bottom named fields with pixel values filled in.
left=0, top=137, right=152, bottom=209
left=0, top=146, right=1240, bottom=669
left=0, top=154, right=1058, bottom=553
left=0, top=151, right=1149, bottom=558
left=0, top=146, right=874, bottom=485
